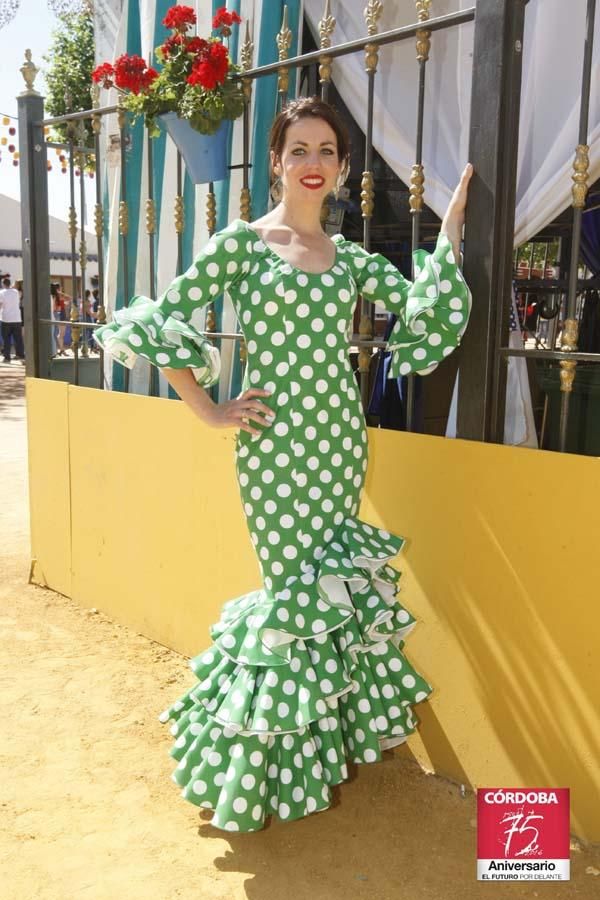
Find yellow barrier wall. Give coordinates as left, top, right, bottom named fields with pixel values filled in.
left=26, top=378, right=600, bottom=842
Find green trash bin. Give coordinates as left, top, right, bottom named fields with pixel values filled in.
left=536, top=362, right=600, bottom=455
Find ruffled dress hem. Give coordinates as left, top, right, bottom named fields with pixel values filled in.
left=158, top=515, right=433, bottom=833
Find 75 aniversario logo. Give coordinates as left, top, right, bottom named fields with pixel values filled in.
left=477, top=788, right=570, bottom=881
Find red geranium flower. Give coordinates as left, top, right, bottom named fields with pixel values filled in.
left=114, top=54, right=158, bottom=94
left=162, top=4, right=196, bottom=32
left=187, top=36, right=209, bottom=55
left=187, top=42, right=229, bottom=90
left=144, top=67, right=159, bottom=87
left=91, top=62, right=115, bottom=87
left=212, top=6, right=242, bottom=30
left=160, top=33, right=185, bottom=57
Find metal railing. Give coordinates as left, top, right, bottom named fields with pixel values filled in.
left=23, top=2, right=477, bottom=402
left=17, top=0, right=598, bottom=453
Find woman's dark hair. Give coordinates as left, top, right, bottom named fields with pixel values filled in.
left=268, top=96, right=351, bottom=182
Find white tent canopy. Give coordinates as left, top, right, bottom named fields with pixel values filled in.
left=304, top=0, right=600, bottom=246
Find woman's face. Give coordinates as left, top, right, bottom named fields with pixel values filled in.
left=271, top=117, right=343, bottom=206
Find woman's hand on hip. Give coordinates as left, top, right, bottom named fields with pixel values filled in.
left=204, top=388, right=275, bottom=436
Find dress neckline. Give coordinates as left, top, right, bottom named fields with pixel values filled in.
left=236, top=219, right=342, bottom=277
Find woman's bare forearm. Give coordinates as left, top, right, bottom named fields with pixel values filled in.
left=440, top=163, right=473, bottom=265
left=161, top=368, right=274, bottom=437
left=161, top=368, right=216, bottom=422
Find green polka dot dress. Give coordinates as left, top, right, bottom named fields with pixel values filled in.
left=96, top=218, right=471, bottom=832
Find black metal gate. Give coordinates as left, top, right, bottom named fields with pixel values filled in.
left=16, top=0, right=599, bottom=453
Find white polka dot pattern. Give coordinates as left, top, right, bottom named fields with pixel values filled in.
left=98, top=219, right=470, bottom=832
left=344, top=232, right=472, bottom=378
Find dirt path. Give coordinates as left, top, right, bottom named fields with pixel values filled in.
left=1, top=366, right=598, bottom=900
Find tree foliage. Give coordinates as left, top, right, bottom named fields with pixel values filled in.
left=43, top=8, right=95, bottom=151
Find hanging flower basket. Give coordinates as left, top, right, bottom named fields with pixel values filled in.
left=157, top=113, right=231, bottom=183
left=92, top=5, right=245, bottom=153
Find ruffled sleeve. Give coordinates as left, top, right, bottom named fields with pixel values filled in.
left=338, top=232, right=472, bottom=378
left=95, top=221, right=248, bottom=387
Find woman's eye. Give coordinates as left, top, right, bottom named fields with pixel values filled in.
left=291, top=148, right=335, bottom=155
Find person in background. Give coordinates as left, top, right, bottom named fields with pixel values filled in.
left=0, top=276, right=25, bottom=365
left=15, top=279, right=24, bottom=324
left=90, top=288, right=101, bottom=353
left=82, top=289, right=95, bottom=352
left=62, top=290, right=73, bottom=352
left=51, top=283, right=69, bottom=356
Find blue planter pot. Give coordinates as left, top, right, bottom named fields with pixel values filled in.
left=158, top=114, right=231, bottom=184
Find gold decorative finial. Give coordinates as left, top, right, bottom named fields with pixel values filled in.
left=559, top=319, right=579, bottom=393
left=119, top=200, right=129, bottom=235
left=363, top=1, right=383, bottom=73
left=19, top=49, right=40, bottom=96
left=360, top=170, right=375, bottom=218
left=205, top=304, right=215, bottom=332
left=409, top=164, right=425, bottom=213
left=415, top=0, right=432, bottom=61
left=319, top=0, right=336, bottom=83
left=277, top=5, right=293, bottom=94
left=145, top=198, right=156, bottom=234
left=241, top=19, right=254, bottom=70
left=117, top=91, right=127, bottom=131
left=206, top=190, right=217, bottom=235
left=239, top=187, right=251, bottom=222
left=68, top=205, right=78, bottom=241
left=91, top=82, right=102, bottom=136
left=277, top=5, right=293, bottom=57
left=174, top=194, right=184, bottom=234
left=416, top=0, right=432, bottom=22
left=70, top=303, right=81, bottom=350
left=571, top=144, right=589, bottom=209
left=319, top=0, right=336, bottom=48
left=94, top=203, right=104, bottom=238
left=364, top=0, right=384, bottom=36
left=240, top=20, right=254, bottom=103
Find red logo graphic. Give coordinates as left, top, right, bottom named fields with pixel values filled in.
left=477, top=788, right=570, bottom=881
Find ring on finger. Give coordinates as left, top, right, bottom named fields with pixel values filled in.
left=241, top=415, right=249, bottom=425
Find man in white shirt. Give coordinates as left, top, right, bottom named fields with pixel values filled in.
left=0, top=276, right=25, bottom=364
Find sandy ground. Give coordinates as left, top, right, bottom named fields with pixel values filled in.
left=1, top=363, right=599, bottom=900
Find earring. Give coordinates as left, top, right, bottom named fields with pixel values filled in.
left=271, top=176, right=283, bottom=202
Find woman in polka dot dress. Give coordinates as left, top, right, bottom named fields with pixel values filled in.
left=95, top=97, right=473, bottom=832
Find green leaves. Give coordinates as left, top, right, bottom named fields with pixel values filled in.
left=175, top=76, right=244, bottom=136
left=42, top=10, right=95, bottom=155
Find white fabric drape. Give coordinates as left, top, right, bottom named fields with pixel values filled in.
left=304, top=0, right=600, bottom=246
left=303, top=0, right=598, bottom=447
left=94, top=0, right=274, bottom=396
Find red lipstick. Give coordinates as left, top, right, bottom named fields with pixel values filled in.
left=300, top=176, right=325, bottom=190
